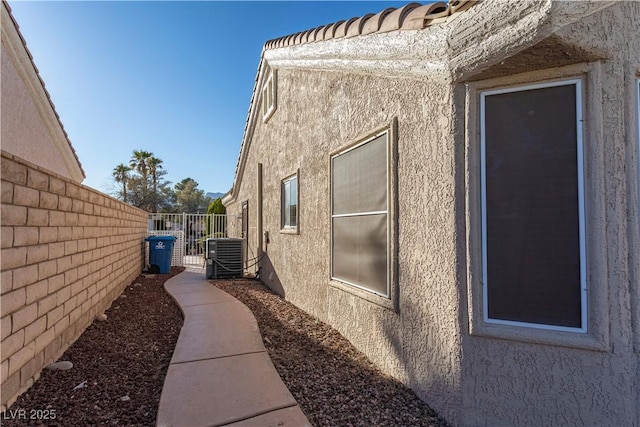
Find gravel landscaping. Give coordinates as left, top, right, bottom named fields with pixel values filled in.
left=212, top=278, right=449, bottom=427
left=3, top=267, right=184, bottom=427
left=4, top=269, right=448, bottom=427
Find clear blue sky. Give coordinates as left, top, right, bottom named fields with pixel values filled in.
left=9, top=1, right=414, bottom=196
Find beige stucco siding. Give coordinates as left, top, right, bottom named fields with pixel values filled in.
left=624, top=2, right=640, bottom=419
left=458, top=3, right=640, bottom=426
left=1, top=48, right=70, bottom=179
left=226, top=67, right=465, bottom=422
left=226, top=1, right=639, bottom=426
left=1, top=4, right=83, bottom=182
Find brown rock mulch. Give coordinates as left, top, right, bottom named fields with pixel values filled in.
left=5, top=270, right=448, bottom=427
left=212, top=278, right=449, bottom=427
left=2, top=267, right=184, bottom=427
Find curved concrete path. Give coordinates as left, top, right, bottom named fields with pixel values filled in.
left=157, top=271, right=311, bottom=427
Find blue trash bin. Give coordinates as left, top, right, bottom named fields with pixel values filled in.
left=145, top=235, right=176, bottom=274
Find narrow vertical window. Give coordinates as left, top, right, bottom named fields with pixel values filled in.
left=331, top=131, right=389, bottom=297
left=262, top=70, right=276, bottom=122
left=480, top=80, right=586, bottom=331
left=281, top=174, right=298, bottom=230
left=637, top=79, right=640, bottom=217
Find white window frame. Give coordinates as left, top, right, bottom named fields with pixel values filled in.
left=262, top=70, right=276, bottom=123
left=479, top=79, right=587, bottom=333
left=281, top=172, right=298, bottom=232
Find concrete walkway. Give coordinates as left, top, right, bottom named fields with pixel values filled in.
left=156, top=271, right=311, bottom=427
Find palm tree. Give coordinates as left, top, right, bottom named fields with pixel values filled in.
left=112, top=163, right=132, bottom=203
left=130, top=150, right=152, bottom=209
left=148, top=156, right=163, bottom=212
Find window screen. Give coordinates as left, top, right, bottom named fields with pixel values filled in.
left=331, top=133, right=388, bottom=296
left=481, top=81, right=585, bottom=329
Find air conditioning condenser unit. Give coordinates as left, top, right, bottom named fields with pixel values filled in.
left=205, top=238, right=244, bottom=279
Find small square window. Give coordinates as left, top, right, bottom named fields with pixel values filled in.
left=262, top=70, right=276, bottom=122
left=281, top=174, right=298, bottom=231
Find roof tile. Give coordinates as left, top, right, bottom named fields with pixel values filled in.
left=330, top=20, right=346, bottom=39
left=361, top=7, right=396, bottom=35
left=310, top=26, right=324, bottom=42
left=402, top=2, right=448, bottom=30
left=264, top=1, right=475, bottom=50
left=233, top=1, right=477, bottom=204
left=335, top=17, right=359, bottom=39
left=425, top=2, right=452, bottom=20
left=378, top=3, right=422, bottom=33
left=302, top=29, right=314, bottom=43
left=347, top=13, right=374, bottom=38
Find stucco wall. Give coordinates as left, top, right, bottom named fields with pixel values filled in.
left=1, top=152, right=148, bottom=410
left=225, top=1, right=639, bottom=426
left=456, top=3, right=639, bottom=426
left=1, top=5, right=83, bottom=183
left=226, top=67, right=465, bottom=422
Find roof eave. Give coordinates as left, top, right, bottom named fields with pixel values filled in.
left=225, top=1, right=477, bottom=205
left=449, top=0, right=616, bottom=82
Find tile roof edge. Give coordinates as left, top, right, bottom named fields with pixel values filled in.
left=227, top=54, right=268, bottom=204
left=264, top=0, right=477, bottom=50
left=2, top=0, right=86, bottom=179
left=229, top=1, right=479, bottom=203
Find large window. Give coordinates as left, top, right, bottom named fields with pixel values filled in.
left=331, top=131, right=389, bottom=297
left=480, top=79, right=587, bottom=331
left=281, top=174, right=298, bottom=230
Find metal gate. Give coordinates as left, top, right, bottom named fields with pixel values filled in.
left=147, top=213, right=238, bottom=268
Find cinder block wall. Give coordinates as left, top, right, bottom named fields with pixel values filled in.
left=0, top=151, right=148, bottom=409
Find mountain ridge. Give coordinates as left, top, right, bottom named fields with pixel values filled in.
left=206, top=192, right=225, bottom=200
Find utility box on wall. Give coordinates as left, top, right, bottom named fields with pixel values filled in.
left=205, top=238, right=244, bottom=279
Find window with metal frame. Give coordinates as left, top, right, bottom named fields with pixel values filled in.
left=331, top=131, right=389, bottom=297
left=480, top=79, right=587, bottom=332
left=281, top=174, right=298, bottom=230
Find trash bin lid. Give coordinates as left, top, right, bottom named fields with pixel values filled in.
left=145, top=235, right=176, bottom=242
